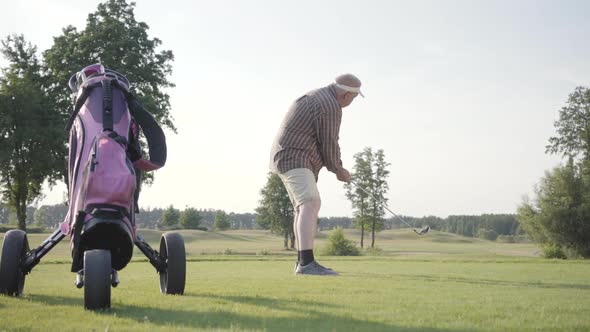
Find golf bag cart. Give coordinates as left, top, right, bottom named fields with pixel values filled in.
left=0, top=64, right=186, bottom=309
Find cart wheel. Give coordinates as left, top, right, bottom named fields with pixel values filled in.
left=84, top=250, right=111, bottom=309
left=0, top=230, right=29, bottom=296
left=159, top=232, right=186, bottom=295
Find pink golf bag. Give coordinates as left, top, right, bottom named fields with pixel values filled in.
left=60, top=63, right=167, bottom=271
left=0, top=64, right=185, bottom=309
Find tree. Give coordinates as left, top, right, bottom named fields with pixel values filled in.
left=518, top=86, right=590, bottom=258
left=214, top=210, right=231, bottom=231
left=345, top=147, right=390, bottom=248
left=159, top=205, right=180, bottom=227
left=546, top=87, right=590, bottom=160
left=32, top=203, right=67, bottom=229
left=255, top=173, right=295, bottom=249
left=42, top=0, right=176, bottom=187
left=33, top=206, right=48, bottom=228
left=0, top=35, right=65, bottom=231
left=135, top=206, right=164, bottom=229
left=344, top=148, right=373, bottom=248
left=180, top=207, right=203, bottom=230
left=43, top=0, right=175, bottom=128
left=477, top=228, right=499, bottom=241
left=369, top=149, right=390, bottom=248
left=518, top=160, right=590, bottom=257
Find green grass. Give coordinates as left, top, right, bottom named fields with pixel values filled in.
left=1, top=229, right=589, bottom=331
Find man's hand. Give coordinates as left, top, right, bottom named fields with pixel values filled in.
left=336, top=168, right=352, bottom=183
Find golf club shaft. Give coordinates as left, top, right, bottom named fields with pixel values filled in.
left=350, top=180, right=420, bottom=234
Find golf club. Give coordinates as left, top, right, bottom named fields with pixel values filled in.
left=350, top=180, right=429, bottom=236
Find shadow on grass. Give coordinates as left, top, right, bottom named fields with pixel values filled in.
left=345, top=272, right=590, bottom=290
left=28, top=293, right=465, bottom=332
left=190, top=292, right=342, bottom=310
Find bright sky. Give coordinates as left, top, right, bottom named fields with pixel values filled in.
left=1, top=0, right=589, bottom=218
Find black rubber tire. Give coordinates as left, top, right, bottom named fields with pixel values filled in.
left=159, top=232, right=186, bottom=295
left=84, top=249, right=111, bottom=309
left=0, top=230, right=29, bottom=296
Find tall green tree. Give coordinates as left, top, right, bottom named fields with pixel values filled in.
left=518, top=159, right=590, bottom=257
left=43, top=0, right=176, bottom=189
left=369, top=149, right=390, bottom=248
left=43, top=0, right=175, bottom=129
left=255, top=173, right=295, bottom=249
left=214, top=210, right=231, bottom=231
left=546, top=87, right=590, bottom=160
left=345, top=148, right=374, bottom=248
left=0, top=35, right=65, bottom=231
left=159, top=204, right=180, bottom=227
left=180, top=207, right=203, bottom=230
left=518, top=86, right=590, bottom=258
left=345, top=147, right=390, bottom=248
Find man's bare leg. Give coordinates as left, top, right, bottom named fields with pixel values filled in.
left=296, top=198, right=321, bottom=266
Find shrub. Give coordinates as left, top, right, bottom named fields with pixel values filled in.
left=180, top=207, right=203, bottom=229
left=364, top=246, right=383, bottom=256
left=513, top=235, right=531, bottom=243
left=496, top=235, right=515, bottom=243
left=0, top=225, right=15, bottom=233
left=322, top=228, right=360, bottom=256
left=477, top=228, right=498, bottom=241
left=257, top=249, right=271, bottom=256
left=0, top=226, right=45, bottom=233
left=543, top=244, right=567, bottom=259
left=517, top=160, right=590, bottom=258
left=223, top=248, right=234, bottom=255
left=27, top=227, right=46, bottom=234
left=157, top=224, right=182, bottom=231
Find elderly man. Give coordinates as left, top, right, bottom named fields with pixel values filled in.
left=270, top=73, right=363, bottom=276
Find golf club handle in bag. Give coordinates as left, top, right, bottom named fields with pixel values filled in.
left=349, top=180, right=422, bottom=235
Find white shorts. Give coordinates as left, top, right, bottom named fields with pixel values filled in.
left=278, top=168, right=321, bottom=208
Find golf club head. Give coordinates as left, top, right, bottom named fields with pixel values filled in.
left=418, top=226, right=430, bottom=235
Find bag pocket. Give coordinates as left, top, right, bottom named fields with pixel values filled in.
left=83, top=133, right=136, bottom=210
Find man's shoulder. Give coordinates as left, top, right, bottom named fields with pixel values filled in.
left=308, top=85, right=340, bottom=113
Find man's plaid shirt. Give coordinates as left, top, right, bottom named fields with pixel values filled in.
left=270, top=84, right=343, bottom=180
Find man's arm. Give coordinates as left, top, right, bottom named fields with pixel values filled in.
left=316, top=107, right=343, bottom=173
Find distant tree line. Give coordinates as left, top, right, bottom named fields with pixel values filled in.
left=2, top=200, right=521, bottom=240
left=0, top=202, right=257, bottom=231
left=0, top=203, right=37, bottom=227
left=401, top=214, right=522, bottom=241
left=319, top=214, right=522, bottom=241
left=317, top=217, right=353, bottom=230
left=136, top=206, right=256, bottom=230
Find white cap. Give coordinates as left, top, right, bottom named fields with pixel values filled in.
left=334, top=83, right=364, bottom=97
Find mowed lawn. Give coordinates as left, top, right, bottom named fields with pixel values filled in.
left=1, top=229, right=589, bottom=331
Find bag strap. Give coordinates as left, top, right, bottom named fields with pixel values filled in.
left=102, top=79, right=114, bottom=131
left=127, top=99, right=167, bottom=169
left=64, top=82, right=100, bottom=132
left=66, top=77, right=167, bottom=168
left=111, top=80, right=167, bottom=169
left=64, top=76, right=119, bottom=133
